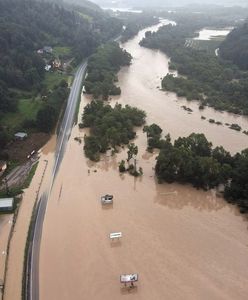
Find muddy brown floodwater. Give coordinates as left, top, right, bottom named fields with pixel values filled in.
left=38, top=21, right=248, bottom=300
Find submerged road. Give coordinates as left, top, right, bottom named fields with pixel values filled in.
left=27, top=61, right=87, bottom=300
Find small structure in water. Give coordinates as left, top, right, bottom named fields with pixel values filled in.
left=101, top=194, right=113, bottom=205
left=120, top=274, right=138, bottom=287
left=110, top=232, right=122, bottom=241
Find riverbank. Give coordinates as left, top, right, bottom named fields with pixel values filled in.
left=3, top=135, right=56, bottom=300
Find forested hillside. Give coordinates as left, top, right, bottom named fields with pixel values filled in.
left=0, top=0, right=121, bottom=92
left=0, top=0, right=122, bottom=154
left=120, top=13, right=159, bottom=43
left=220, top=21, right=248, bottom=70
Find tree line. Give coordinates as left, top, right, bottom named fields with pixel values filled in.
left=120, top=12, right=159, bottom=43
left=144, top=123, right=248, bottom=214
left=79, top=100, right=146, bottom=161
left=220, top=21, right=248, bottom=70
left=84, top=42, right=132, bottom=99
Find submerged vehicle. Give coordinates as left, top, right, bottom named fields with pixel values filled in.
left=101, top=194, right=113, bottom=204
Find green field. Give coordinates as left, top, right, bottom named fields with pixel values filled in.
left=2, top=71, right=72, bottom=132
left=2, top=98, right=44, bottom=130
left=53, top=46, right=72, bottom=58
left=44, top=72, right=69, bottom=90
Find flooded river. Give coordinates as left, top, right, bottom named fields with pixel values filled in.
left=38, top=20, right=248, bottom=300
left=194, top=28, right=233, bottom=40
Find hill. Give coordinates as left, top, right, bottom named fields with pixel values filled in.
left=220, top=21, right=248, bottom=70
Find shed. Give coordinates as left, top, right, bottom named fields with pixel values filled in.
left=0, top=161, right=7, bottom=173
left=0, top=198, right=14, bottom=212
left=45, top=65, right=52, bottom=71
left=14, top=132, right=28, bottom=140
left=43, top=46, right=53, bottom=53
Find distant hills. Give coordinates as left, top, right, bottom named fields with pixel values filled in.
left=49, top=0, right=102, bottom=11
left=220, top=21, right=248, bottom=70
left=91, top=0, right=248, bottom=8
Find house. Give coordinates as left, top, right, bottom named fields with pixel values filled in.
left=0, top=161, right=7, bottom=176
left=43, top=46, right=53, bottom=54
left=14, top=132, right=28, bottom=140
left=0, top=198, right=14, bottom=213
left=45, top=65, right=52, bottom=71
left=52, top=59, right=61, bottom=69
left=37, top=49, right=44, bottom=54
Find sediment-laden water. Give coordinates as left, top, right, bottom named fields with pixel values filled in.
left=8, top=20, right=248, bottom=300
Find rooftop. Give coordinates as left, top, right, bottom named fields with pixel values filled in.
left=0, top=161, right=7, bottom=168
left=0, top=198, right=14, bottom=209
left=14, top=132, right=27, bottom=138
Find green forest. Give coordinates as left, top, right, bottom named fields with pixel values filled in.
left=80, top=100, right=146, bottom=161
left=220, top=21, right=248, bottom=70
left=120, top=12, right=159, bottom=42
left=84, top=42, right=132, bottom=99
left=143, top=124, right=248, bottom=214
left=140, top=13, right=248, bottom=115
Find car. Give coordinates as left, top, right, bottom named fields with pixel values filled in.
left=101, top=194, right=113, bottom=204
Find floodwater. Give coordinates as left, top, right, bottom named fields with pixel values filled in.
left=102, top=7, right=143, bottom=13
left=115, top=21, right=248, bottom=153
left=39, top=20, right=248, bottom=300
left=194, top=28, right=233, bottom=40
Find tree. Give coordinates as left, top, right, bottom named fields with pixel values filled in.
left=81, top=101, right=145, bottom=160
left=0, top=130, right=8, bottom=150
left=119, top=160, right=126, bottom=172
left=127, top=143, right=138, bottom=162
left=224, top=149, right=248, bottom=213
left=36, top=105, right=57, bottom=133
left=174, top=133, right=212, bottom=157
left=143, top=123, right=162, bottom=138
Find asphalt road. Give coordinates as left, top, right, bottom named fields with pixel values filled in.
left=27, top=61, right=87, bottom=300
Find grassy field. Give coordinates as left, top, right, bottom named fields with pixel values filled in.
left=23, top=162, right=39, bottom=189
left=2, top=99, right=43, bottom=131
left=43, top=72, right=68, bottom=90
left=2, top=71, right=72, bottom=132
left=53, top=46, right=72, bottom=58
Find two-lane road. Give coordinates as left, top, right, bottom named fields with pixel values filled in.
left=27, top=61, right=87, bottom=300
